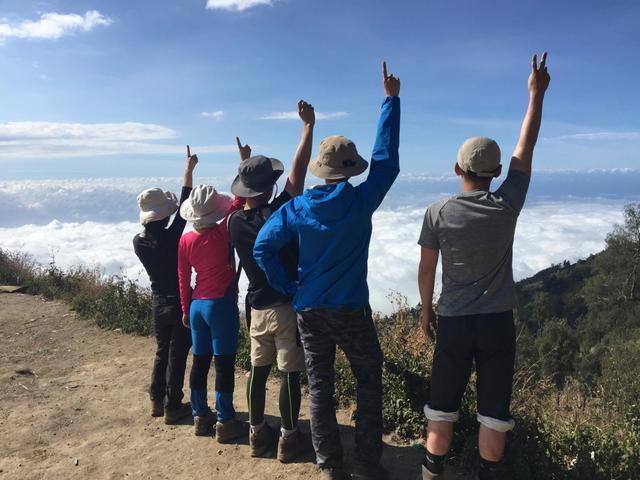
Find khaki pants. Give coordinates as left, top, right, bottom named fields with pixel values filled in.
left=250, top=303, right=305, bottom=372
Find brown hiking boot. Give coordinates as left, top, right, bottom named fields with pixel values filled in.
left=164, top=403, right=191, bottom=425
left=193, top=412, right=216, bottom=436
left=278, top=429, right=311, bottom=463
left=151, top=399, right=164, bottom=417
left=216, top=418, right=249, bottom=443
left=422, top=463, right=443, bottom=479
left=249, top=423, right=278, bottom=457
left=321, top=468, right=352, bottom=480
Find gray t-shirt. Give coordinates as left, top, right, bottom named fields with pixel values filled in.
left=418, top=169, right=531, bottom=317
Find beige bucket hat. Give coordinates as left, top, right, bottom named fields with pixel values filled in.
left=179, top=185, right=233, bottom=227
left=309, top=135, right=369, bottom=180
left=456, top=136, right=501, bottom=177
left=137, top=188, right=179, bottom=225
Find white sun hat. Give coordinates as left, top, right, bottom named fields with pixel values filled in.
left=179, top=185, right=233, bottom=228
left=137, top=188, right=179, bottom=225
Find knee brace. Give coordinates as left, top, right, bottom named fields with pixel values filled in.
left=190, top=354, right=212, bottom=390
left=214, top=354, right=236, bottom=393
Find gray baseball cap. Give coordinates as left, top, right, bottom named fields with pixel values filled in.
left=456, top=137, right=501, bottom=177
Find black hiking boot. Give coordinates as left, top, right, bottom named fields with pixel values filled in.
left=151, top=399, right=164, bottom=417
left=193, top=412, right=217, bottom=436
left=249, top=422, right=278, bottom=457
left=164, top=402, right=192, bottom=425
left=320, top=468, right=352, bottom=480
left=278, top=429, right=312, bottom=463
left=216, top=418, right=249, bottom=443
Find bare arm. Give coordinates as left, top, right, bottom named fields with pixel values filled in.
left=418, top=247, right=439, bottom=340
left=285, top=100, right=315, bottom=196
left=509, top=52, right=551, bottom=176
left=183, top=145, right=198, bottom=188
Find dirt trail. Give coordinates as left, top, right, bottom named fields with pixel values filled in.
left=0, top=293, right=425, bottom=480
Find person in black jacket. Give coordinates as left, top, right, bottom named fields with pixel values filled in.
left=133, top=147, right=198, bottom=424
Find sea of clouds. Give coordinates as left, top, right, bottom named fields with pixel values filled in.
left=1, top=170, right=638, bottom=313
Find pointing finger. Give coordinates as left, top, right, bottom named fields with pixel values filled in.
left=383, top=61, right=388, bottom=80
left=236, top=136, right=242, bottom=150
left=186, top=145, right=191, bottom=157
left=531, top=53, right=538, bottom=73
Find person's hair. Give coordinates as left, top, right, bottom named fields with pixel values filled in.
left=245, top=187, right=274, bottom=208
left=145, top=217, right=170, bottom=229
left=461, top=171, right=492, bottom=190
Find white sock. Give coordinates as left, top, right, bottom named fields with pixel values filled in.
left=250, top=421, right=265, bottom=435
left=281, top=427, right=297, bottom=438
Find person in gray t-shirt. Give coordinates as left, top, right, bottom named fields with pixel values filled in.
left=418, top=53, right=551, bottom=480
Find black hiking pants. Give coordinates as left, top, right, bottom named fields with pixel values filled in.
left=149, top=295, right=192, bottom=410
left=297, top=307, right=383, bottom=470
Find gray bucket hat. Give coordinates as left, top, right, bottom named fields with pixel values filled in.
left=457, top=136, right=501, bottom=177
left=309, top=136, right=369, bottom=180
left=231, top=155, right=285, bottom=198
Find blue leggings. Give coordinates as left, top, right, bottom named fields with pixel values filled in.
left=189, top=293, right=240, bottom=421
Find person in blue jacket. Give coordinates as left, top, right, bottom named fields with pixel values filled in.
left=253, top=62, right=401, bottom=480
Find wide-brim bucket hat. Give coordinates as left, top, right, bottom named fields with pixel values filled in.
left=231, top=155, right=285, bottom=197
left=309, top=135, right=368, bottom=180
left=137, top=188, right=179, bottom=225
left=179, top=185, right=233, bottom=226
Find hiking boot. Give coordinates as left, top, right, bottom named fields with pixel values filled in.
left=278, top=429, right=311, bottom=463
left=216, top=418, right=249, bottom=443
left=352, top=460, right=388, bottom=480
left=249, top=422, right=278, bottom=457
left=193, top=412, right=216, bottom=436
left=164, top=402, right=191, bottom=425
left=151, top=399, right=164, bottom=417
left=422, top=463, right=443, bottom=479
left=320, top=468, right=352, bottom=480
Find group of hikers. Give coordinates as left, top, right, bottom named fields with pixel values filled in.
left=133, top=54, right=551, bottom=480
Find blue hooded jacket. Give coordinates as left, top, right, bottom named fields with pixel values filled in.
left=253, top=96, right=400, bottom=311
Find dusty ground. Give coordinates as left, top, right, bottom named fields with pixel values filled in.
left=0, top=293, right=427, bottom=480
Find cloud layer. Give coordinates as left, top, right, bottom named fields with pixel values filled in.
left=1, top=174, right=635, bottom=314
left=0, top=11, right=111, bottom=41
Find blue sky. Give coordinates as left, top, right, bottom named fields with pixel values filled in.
left=1, top=0, right=639, bottom=180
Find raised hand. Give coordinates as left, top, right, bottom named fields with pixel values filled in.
left=298, top=99, right=315, bottom=126
left=236, top=136, right=252, bottom=162
left=186, top=145, right=198, bottom=172
left=529, top=52, right=551, bottom=96
left=382, top=61, right=401, bottom=97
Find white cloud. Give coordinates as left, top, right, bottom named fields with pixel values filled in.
left=259, top=111, right=350, bottom=121
left=206, top=0, right=273, bottom=11
left=551, top=131, right=640, bottom=141
left=200, top=111, right=224, bottom=120
left=0, top=121, right=235, bottom=159
left=0, top=10, right=111, bottom=41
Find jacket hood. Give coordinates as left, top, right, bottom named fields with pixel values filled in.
left=299, top=182, right=355, bottom=222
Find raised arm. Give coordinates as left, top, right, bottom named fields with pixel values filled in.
left=509, top=52, right=551, bottom=176
left=418, top=247, right=439, bottom=341
left=184, top=145, right=198, bottom=188
left=253, top=206, right=297, bottom=297
left=358, top=61, right=401, bottom=211
left=169, top=145, right=198, bottom=236
left=284, top=100, right=315, bottom=196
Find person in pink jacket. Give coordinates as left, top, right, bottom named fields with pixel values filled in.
left=178, top=179, right=246, bottom=442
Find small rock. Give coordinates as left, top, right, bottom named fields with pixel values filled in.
left=217, top=449, right=223, bottom=455
left=74, top=458, right=79, bottom=466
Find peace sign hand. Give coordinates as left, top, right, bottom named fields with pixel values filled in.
left=528, top=52, right=551, bottom=96
left=382, top=61, right=401, bottom=97
left=236, top=137, right=252, bottom=162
